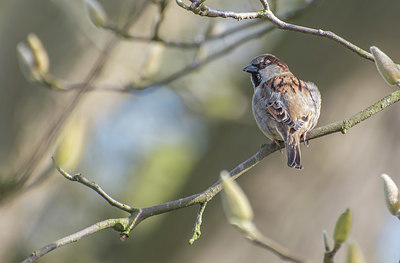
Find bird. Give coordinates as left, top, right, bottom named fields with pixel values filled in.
left=243, top=54, right=321, bottom=169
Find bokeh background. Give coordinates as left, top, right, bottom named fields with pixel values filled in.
left=1, top=0, right=400, bottom=262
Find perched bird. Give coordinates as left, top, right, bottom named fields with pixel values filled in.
left=243, top=54, right=321, bottom=169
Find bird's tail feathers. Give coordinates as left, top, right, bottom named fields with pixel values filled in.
left=285, top=134, right=302, bottom=170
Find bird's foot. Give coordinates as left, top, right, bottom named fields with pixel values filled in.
left=302, top=133, right=310, bottom=147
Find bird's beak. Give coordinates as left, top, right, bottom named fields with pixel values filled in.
left=243, top=64, right=258, bottom=73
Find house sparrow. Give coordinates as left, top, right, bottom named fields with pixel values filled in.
left=243, top=54, right=321, bottom=169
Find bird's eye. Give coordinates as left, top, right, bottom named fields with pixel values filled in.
left=259, top=61, right=267, bottom=68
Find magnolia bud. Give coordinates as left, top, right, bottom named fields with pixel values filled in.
left=220, top=170, right=253, bottom=230
left=143, top=43, right=164, bottom=77
left=16, top=42, right=40, bottom=82
left=54, top=117, right=87, bottom=170
left=370, top=46, right=400, bottom=86
left=380, top=173, right=400, bottom=216
left=346, top=244, right=366, bottom=263
left=84, top=0, right=108, bottom=27
left=333, top=208, right=352, bottom=244
left=27, top=33, right=49, bottom=74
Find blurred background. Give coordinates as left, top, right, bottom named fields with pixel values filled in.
left=1, top=0, right=400, bottom=262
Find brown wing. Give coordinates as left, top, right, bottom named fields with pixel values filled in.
left=262, top=75, right=307, bottom=131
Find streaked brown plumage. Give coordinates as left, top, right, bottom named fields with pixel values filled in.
left=243, top=54, right=321, bottom=169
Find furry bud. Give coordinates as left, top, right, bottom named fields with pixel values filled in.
left=370, top=46, right=400, bottom=86
left=220, top=170, right=253, bottom=229
left=84, top=0, right=108, bottom=27
left=380, top=173, right=400, bottom=217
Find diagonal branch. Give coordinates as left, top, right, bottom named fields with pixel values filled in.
left=176, top=0, right=374, bottom=61
left=54, top=159, right=135, bottom=213
left=125, top=88, right=400, bottom=229
left=22, top=218, right=130, bottom=263
left=102, top=20, right=263, bottom=48
left=246, top=224, right=307, bottom=263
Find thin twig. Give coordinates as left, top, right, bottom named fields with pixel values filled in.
left=103, top=20, right=263, bottom=48
left=247, top=224, right=307, bottom=263
left=153, top=0, right=169, bottom=40
left=22, top=218, right=130, bottom=263
left=176, top=0, right=374, bottom=61
left=54, top=160, right=135, bottom=213
left=189, top=202, right=208, bottom=244
left=322, top=230, right=331, bottom=252
left=323, top=242, right=342, bottom=263
left=263, top=10, right=374, bottom=61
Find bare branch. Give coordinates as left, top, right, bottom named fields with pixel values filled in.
left=323, top=242, right=342, bottom=263
left=306, top=90, right=400, bottom=140
left=259, top=0, right=271, bottom=11
left=189, top=202, right=208, bottom=244
left=127, top=88, right=400, bottom=225
left=54, top=160, right=135, bottom=213
left=102, top=20, right=263, bottom=48
left=153, top=0, right=169, bottom=40
left=176, top=0, right=261, bottom=19
left=176, top=0, right=374, bottom=61
left=22, top=218, right=129, bottom=263
left=263, top=10, right=374, bottom=61
left=247, top=225, right=307, bottom=263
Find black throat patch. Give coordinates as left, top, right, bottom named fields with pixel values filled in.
left=251, top=73, right=261, bottom=88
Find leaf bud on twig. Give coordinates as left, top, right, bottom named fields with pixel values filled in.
left=346, top=243, right=366, bottom=263
left=220, top=170, right=253, bottom=231
left=333, top=208, right=352, bottom=244
left=27, top=33, right=49, bottom=74
left=84, top=0, right=108, bottom=27
left=380, top=173, right=400, bottom=217
left=370, top=46, right=400, bottom=86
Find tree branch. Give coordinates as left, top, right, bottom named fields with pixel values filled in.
left=22, top=218, right=130, bottom=263
left=103, top=20, right=263, bottom=48
left=114, top=88, right=400, bottom=236
left=323, top=242, right=342, bottom=263
left=189, top=202, right=208, bottom=244
left=247, top=225, right=307, bottom=263
left=54, top=159, right=135, bottom=213
left=176, top=0, right=374, bottom=61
